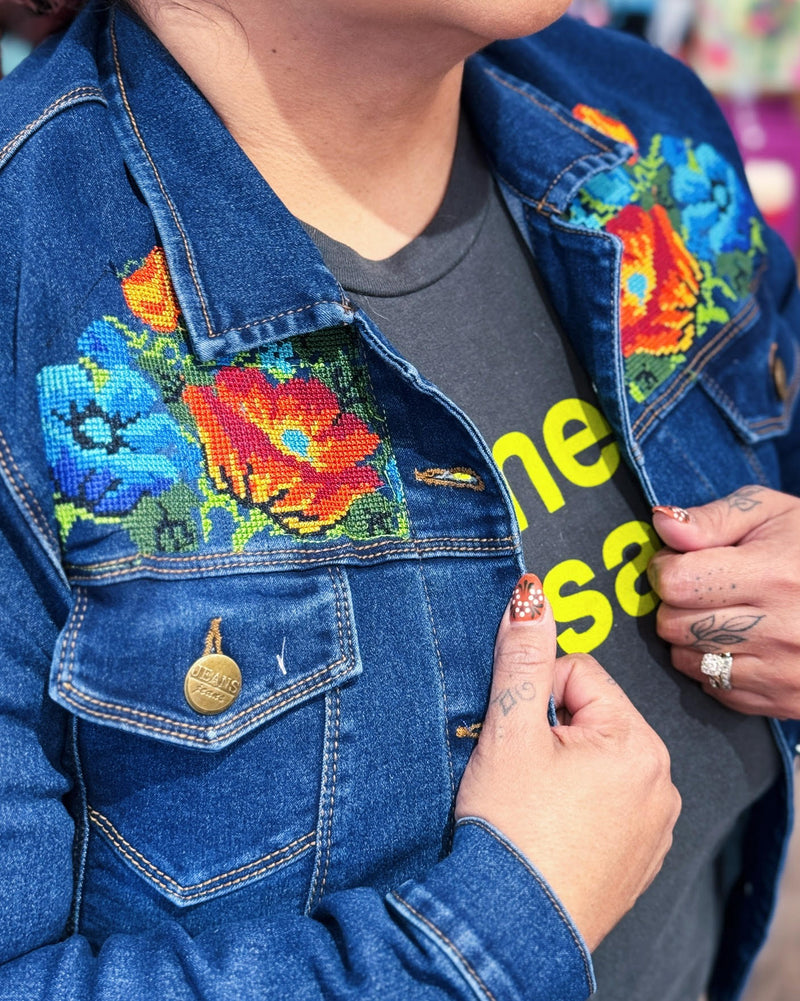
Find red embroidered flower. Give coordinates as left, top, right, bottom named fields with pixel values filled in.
left=183, top=369, right=383, bottom=534
left=607, top=204, right=702, bottom=358
left=121, top=248, right=180, bottom=332
left=573, top=104, right=638, bottom=162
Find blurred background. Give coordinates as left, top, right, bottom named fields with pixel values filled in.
left=2, top=1, right=799, bottom=997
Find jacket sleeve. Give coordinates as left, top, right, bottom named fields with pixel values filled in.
left=0, top=491, right=595, bottom=1001
left=763, top=222, right=800, bottom=497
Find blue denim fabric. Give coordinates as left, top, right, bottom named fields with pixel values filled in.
left=0, top=6, right=798, bottom=1001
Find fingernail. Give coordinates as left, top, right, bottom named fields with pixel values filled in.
left=511, top=573, right=546, bottom=622
left=652, top=505, right=690, bottom=524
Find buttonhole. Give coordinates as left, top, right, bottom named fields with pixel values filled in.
left=415, top=467, right=485, bottom=491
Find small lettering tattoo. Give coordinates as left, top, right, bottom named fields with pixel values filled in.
left=689, top=612, right=764, bottom=650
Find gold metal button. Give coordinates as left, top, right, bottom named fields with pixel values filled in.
left=184, top=653, right=242, bottom=715
left=773, top=354, right=789, bottom=401
left=185, top=618, right=241, bottom=715
left=769, top=342, right=789, bottom=401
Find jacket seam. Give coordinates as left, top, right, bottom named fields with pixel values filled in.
left=66, top=715, right=89, bottom=936
left=538, top=152, right=609, bottom=212
left=481, top=68, right=613, bottom=153
left=110, top=12, right=216, bottom=339
left=0, top=425, right=60, bottom=554
left=66, top=536, right=513, bottom=571
left=305, top=569, right=350, bottom=914
left=65, top=539, right=517, bottom=581
left=0, top=86, right=106, bottom=170
left=306, top=685, right=341, bottom=912
left=89, top=806, right=315, bottom=899
left=213, top=300, right=352, bottom=339
left=632, top=295, right=760, bottom=440
left=457, top=818, right=594, bottom=991
left=388, top=891, right=498, bottom=1001
left=489, top=171, right=561, bottom=214
left=418, top=567, right=456, bottom=805
left=318, top=690, right=341, bottom=902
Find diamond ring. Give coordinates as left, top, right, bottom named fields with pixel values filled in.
left=700, top=651, right=733, bottom=691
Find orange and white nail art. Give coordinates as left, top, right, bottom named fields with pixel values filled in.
left=510, top=573, right=546, bottom=622
left=652, top=505, right=690, bottom=524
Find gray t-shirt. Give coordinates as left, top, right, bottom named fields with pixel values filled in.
left=304, top=118, right=780, bottom=1001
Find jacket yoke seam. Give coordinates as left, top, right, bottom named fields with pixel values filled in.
left=68, top=536, right=515, bottom=571
left=65, top=539, right=518, bottom=582
left=0, top=86, right=105, bottom=169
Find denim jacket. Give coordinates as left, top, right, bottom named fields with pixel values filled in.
left=0, top=7, right=798, bottom=1001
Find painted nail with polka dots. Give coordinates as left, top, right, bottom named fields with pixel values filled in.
left=652, top=505, right=691, bottom=524
left=510, top=573, right=546, bottom=622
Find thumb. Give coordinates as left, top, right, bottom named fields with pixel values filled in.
left=652, top=486, right=785, bottom=554
left=485, top=574, right=557, bottom=741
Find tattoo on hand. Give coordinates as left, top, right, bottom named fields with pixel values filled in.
left=689, top=612, right=764, bottom=650
left=726, top=486, right=764, bottom=512
left=493, top=682, right=537, bottom=716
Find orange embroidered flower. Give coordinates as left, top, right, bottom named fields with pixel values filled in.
left=184, top=369, right=383, bottom=534
left=607, top=203, right=702, bottom=358
left=573, top=104, right=638, bottom=162
left=121, top=247, right=180, bottom=332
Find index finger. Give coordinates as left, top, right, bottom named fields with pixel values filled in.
left=551, top=652, right=642, bottom=731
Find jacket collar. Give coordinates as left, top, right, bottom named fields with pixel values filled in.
left=98, top=7, right=630, bottom=362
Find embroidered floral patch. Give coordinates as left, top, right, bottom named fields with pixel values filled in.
left=567, top=106, right=765, bottom=404
left=38, top=250, right=409, bottom=555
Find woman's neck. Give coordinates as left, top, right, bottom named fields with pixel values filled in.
left=134, top=1, right=478, bottom=258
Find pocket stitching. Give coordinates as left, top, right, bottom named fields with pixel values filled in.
left=57, top=578, right=355, bottom=743
left=89, top=805, right=315, bottom=900
left=632, top=294, right=760, bottom=441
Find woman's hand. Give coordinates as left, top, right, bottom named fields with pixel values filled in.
left=456, top=574, right=681, bottom=952
left=649, top=486, right=800, bottom=718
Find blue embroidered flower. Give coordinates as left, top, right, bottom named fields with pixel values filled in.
left=38, top=321, right=197, bottom=516
left=662, top=137, right=753, bottom=260
left=571, top=165, right=637, bottom=229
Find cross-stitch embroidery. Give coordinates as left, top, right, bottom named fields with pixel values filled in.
left=567, top=105, right=765, bottom=404
left=38, top=250, right=409, bottom=555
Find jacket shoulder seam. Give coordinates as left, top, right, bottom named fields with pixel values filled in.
left=0, top=86, right=106, bottom=172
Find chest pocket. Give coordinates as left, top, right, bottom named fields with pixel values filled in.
left=50, top=566, right=360, bottom=909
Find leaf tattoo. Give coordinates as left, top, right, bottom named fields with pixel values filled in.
left=689, top=613, right=764, bottom=650
left=726, top=486, right=764, bottom=512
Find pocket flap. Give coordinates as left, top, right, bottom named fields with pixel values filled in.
left=699, top=316, right=799, bottom=445
left=51, top=567, right=360, bottom=750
